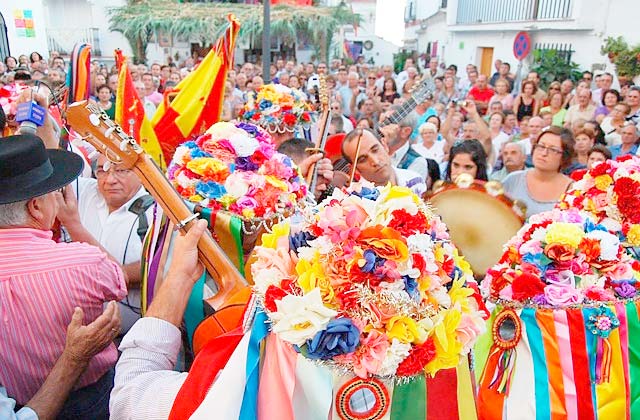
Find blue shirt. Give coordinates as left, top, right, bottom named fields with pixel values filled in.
left=608, top=144, right=639, bottom=160
left=411, top=107, right=438, bottom=140
left=0, top=387, right=37, bottom=419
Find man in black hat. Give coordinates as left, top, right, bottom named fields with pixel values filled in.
left=0, top=134, right=127, bottom=419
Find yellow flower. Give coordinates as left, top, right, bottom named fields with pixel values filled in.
left=448, top=278, right=475, bottom=313
left=295, top=254, right=336, bottom=307
left=264, top=175, right=289, bottom=191
left=425, top=309, right=463, bottom=375
left=218, top=194, right=236, bottom=209
left=242, top=208, right=256, bottom=220
left=452, top=248, right=472, bottom=277
left=186, top=157, right=228, bottom=178
left=594, top=174, right=613, bottom=191
left=385, top=316, right=425, bottom=344
left=261, top=222, right=290, bottom=249
left=188, top=194, right=204, bottom=202
left=384, top=185, right=420, bottom=203
left=627, top=224, right=640, bottom=247
left=544, top=222, right=584, bottom=248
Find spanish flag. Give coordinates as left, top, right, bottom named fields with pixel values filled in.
left=114, top=50, right=167, bottom=169
left=152, top=14, right=240, bottom=164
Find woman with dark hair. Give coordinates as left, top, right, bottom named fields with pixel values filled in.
left=513, top=80, right=539, bottom=122
left=445, top=139, right=489, bottom=182
left=570, top=144, right=612, bottom=181
left=379, top=77, right=400, bottom=104
left=4, top=56, right=17, bottom=72
left=594, top=89, right=621, bottom=123
left=29, top=51, right=43, bottom=64
left=503, top=126, right=574, bottom=218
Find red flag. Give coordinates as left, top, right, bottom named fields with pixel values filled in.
left=152, top=15, right=240, bottom=164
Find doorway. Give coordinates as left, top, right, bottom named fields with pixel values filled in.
left=479, top=47, right=494, bottom=77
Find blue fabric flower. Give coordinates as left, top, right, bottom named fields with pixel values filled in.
left=236, top=122, right=259, bottom=137
left=586, top=306, right=620, bottom=338
left=361, top=249, right=378, bottom=273
left=584, top=218, right=608, bottom=233
left=196, top=181, right=227, bottom=200
left=190, top=148, right=212, bottom=159
left=289, top=231, right=316, bottom=251
left=259, top=100, right=273, bottom=110
left=351, top=186, right=379, bottom=201
left=235, top=156, right=258, bottom=172
left=303, top=318, right=360, bottom=360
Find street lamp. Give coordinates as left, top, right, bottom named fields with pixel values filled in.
left=262, top=0, right=271, bottom=82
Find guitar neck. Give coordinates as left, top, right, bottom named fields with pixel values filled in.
left=133, top=154, right=247, bottom=307
left=377, top=97, right=418, bottom=136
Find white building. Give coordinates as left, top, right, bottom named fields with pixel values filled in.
left=403, top=0, right=640, bottom=77
left=0, top=0, right=50, bottom=60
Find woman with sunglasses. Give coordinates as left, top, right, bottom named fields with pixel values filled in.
left=541, top=81, right=561, bottom=107
left=503, top=126, right=574, bottom=219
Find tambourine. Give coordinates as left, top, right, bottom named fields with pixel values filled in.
left=427, top=174, right=526, bottom=277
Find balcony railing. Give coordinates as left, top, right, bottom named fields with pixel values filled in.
left=46, top=28, right=102, bottom=57
left=456, top=0, right=572, bottom=24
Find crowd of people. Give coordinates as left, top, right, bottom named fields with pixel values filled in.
left=1, top=46, right=640, bottom=419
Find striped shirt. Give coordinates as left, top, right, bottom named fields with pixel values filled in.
left=0, top=228, right=127, bottom=404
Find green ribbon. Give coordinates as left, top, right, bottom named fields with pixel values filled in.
left=229, top=215, right=245, bottom=277
left=390, top=375, right=426, bottom=420
left=626, top=301, right=640, bottom=417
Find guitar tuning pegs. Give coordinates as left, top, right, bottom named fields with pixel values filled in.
left=105, top=126, right=115, bottom=138
left=89, top=113, right=101, bottom=127
left=119, top=141, right=129, bottom=152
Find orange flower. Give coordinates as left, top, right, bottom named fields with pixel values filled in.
left=578, top=237, right=601, bottom=263
left=358, top=226, right=409, bottom=263
left=544, top=243, right=575, bottom=262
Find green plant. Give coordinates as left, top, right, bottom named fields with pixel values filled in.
left=601, top=36, right=640, bottom=78
left=531, top=49, right=582, bottom=89
left=393, top=50, right=415, bottom=74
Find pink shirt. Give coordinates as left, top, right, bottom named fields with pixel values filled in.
left=0, top=228, right=127, bottom=404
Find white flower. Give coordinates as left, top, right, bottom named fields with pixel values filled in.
left=397, top=257, right=421, bottom=279
left=406, top=234, right=434, bottom=254
left=306, top=236, right=334, bottom=256
left=206, top=121, right=244, bottom=139
left=377, top=339, right=411, bottom=377
left=600, top=217, right=622, bottom=233
left=253, top=267, right=284, bottom=294
left=530, top=227, right=547, bottom=243
left=224, top=172, right=250, bottom=198
left=171, top=146, right=190, bottom=165
left=585, top=230, right=620, bottom=261
left=228, top=133, right=259, bottom=157
left=175, top=171, right=197, bottom=189
left=430, top=286, right=452, bottom=308
left=579, top=273, right=605, bottom=288
left=270, top=288, right=337, bottom=346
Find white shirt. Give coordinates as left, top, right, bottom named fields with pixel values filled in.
left=110, top=317, right=187, bottom=420
left=491, top=131, right=512, bottom=155
left=76, top=178, right=153, bottom=333
left=413, top=141, right=446, bottom=163
left=391, top=142, right=429, bottom=181
left=0, top=387, right=37, bottom=419
left=395, top=167, right=427, bottom=197
left=516, top=137, right=533, bottom=156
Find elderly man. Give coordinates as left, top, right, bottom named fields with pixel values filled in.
left=517, top=115, right=544, bottom=156
left=0, top=134, right=126, bottom=419
left=63, top=152, right=154, bottom=334
left=490, top=142, right=526, bottom=182
left=341, top=128, right=426, bottom=196
left=467, top=74, right=495, bottom=115
left=379, top=109, right=429, bottom=180
left=609, top=123, right=639, bottom=159
left=564, top=89, right=596, bottom=127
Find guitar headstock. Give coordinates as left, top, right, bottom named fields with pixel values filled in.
left=410, top=76, right=436, bottom=104
left=318, top=74, right=329, bottom=111
left=66, top=100, right=142, bottom=169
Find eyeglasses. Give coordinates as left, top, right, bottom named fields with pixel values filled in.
left=367, top=76, right=376, bottom=80
left=549, top=86, right=560, bottom=90
left=95, top=167, right=133, bottom=179
left=533, top=143, right=563, bottom=155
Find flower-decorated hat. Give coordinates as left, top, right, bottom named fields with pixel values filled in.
left=168, top=121, right=307, bottom=226
left=250, top=182, right=487, bottom=380
left=559, top=155, right=640, bottom=247
left=239, top=83, right=314, bottom=135
left=483, top=208, right=640, bottom=306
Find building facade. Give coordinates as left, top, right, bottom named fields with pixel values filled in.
left=403, top=0, right=640, bottom=76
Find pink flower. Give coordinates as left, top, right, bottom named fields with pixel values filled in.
left=584, top=286, right=615, bottom=302
left=605, top=261, right=634, bottom=281
left=544, top=284, right=584, bottom=306
left=336, top=330, right=389, bottom=378
left=250, top=247, right=296, bottom=293
left=456, top=313, right=485, bottom=353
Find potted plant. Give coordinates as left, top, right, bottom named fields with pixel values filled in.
left=601, top=36, right=640, bottom=81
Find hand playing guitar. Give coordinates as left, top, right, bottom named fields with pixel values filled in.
left=299, top=153, right=334, bottom=198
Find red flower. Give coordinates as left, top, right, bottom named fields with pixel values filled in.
left=335, top=285, right=359, bottom=311
left=280, top=279, right=301, bottom=295
left=511, top=272, right=546, bottom=301
left=388, top=209, right=428, bottom=236
left=613, top=177, right=640, bottom=223
left=617, top=155, right=634, bottom=162
left=301, top=112, right=311, bottom=122
left=283, top=113, right=297, bottom=126
left=579, top=237, right=601, bottom=263
left=396, top=338, right=436, bottom=376
left=589, top=161, right=611, bottom=177
left=281, top=105, right=292, bottom=112
left=264, top=285, right=288, bottom=312
left=251, top=113, right=261, bottom=121
left=544, top=243, right=575, bottom=262
left=412, top=253, right=426, bottom=273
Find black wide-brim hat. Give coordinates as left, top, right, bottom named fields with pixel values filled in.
left=0, top=134, right=84, bottom=204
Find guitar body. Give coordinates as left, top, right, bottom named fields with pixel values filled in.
left=66, top=101, right=250, bottom=347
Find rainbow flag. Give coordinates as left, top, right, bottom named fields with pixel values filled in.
left=114, top=50, right=166, bottom=169
left=66, top=43, right=91, bottom=103
left=151, top=14, right=240, bottom=165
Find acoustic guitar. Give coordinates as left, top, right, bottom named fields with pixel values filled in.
left=66, top=101, right=250, bottom=345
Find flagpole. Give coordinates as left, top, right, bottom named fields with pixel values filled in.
left=262, top=0, right=271, bottom=83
